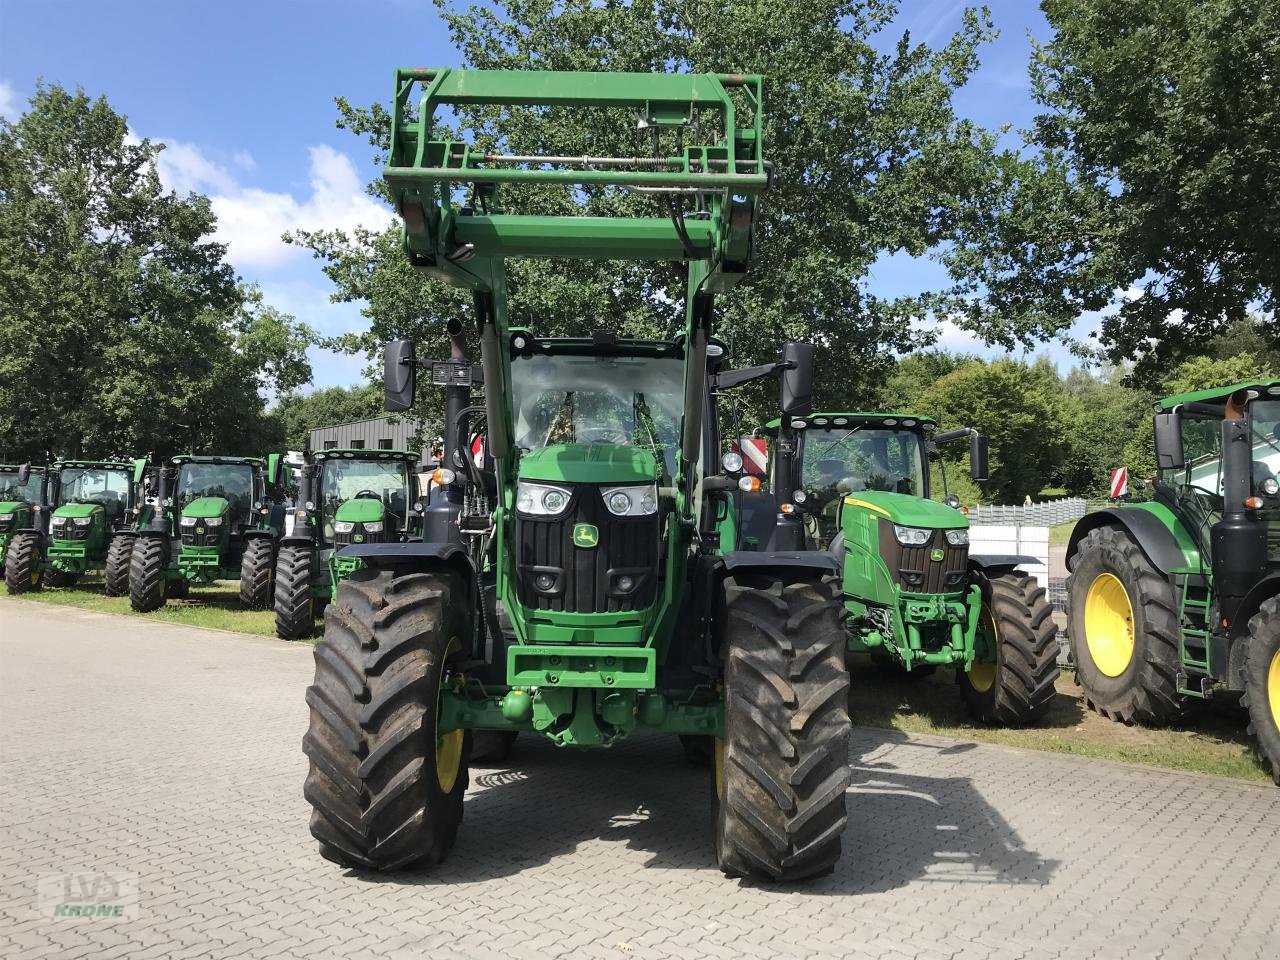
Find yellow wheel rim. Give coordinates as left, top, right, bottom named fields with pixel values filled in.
left=968, top=605, right=997, bottom=693
left=713, top=737, right=725, bottom=801
left=1269, top=649, right=1280, bottom=732
left=436, top=729, right=464, bottom=794
left=1084, top=572, right=1135, bottom=677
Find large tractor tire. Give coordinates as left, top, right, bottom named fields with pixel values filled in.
left=1067, top=526, right=1183, bottom=724
left=274, top=544, right=318, bottom=640
left=714, top=572, right=850, bottom=881
left=239, top=537, right=275, bottom=610
left=1243, top=598, right=1280, bottom=785
left=470, top=731, right=519, bottom=766
left=3, top=532, right=43, bottom=594
left=959, top=570, right=1059, bottom=724
left=303, top=568, right=470, bottom=871
left=104, top=534, right=135, bottom=596
left=129, top=536, right=167, bottom=612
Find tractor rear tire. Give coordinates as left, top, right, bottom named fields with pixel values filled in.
left=274, top=544, right=317, bottom=640
left=1067, top=526, right=1183, bottom=724
left=959, top=570, right=1059, bottom=724
left=714, top=572, right=850, bottom=881
left=4, top=532, right=43, bottom=594
left=1243, top=598, right=1280, bottom=785
left=129, top=536, right=167, bottom=612
left=104, top=534, right=135, bottom=596
left=45, top=568, right=79, bottom=588
left=303, top=568, right=470, bottom=871
left=470, top=731, right=519, bottom=765
left=239, top=537, right=275, bottom=610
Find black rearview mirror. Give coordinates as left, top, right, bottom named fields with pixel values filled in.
left=1154, top=412, right=1184, bottom=470
left=969, top=434, right=989, bottom=482
left=779, top=342, right=815, bottom=418
left=17, top=463, right=30, bottom=485
left=384, top=340, right=417, bottom=412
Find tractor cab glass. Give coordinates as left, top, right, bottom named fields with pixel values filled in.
left=799, top=426, right=927, bottom=539
left=319, top=458, right=412, bottom=544
left=1247, top=400, right=1280, bottom=505
left=175, top=462, right=255, bottom=524
left=511, top=353, right=684, bottom=480
left=58, top=467, right=132, bottom=521
left=0, top=469, right=43, bottom=504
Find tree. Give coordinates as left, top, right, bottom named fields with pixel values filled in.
left=294, top=0, right=1037, bottom=414
left=1057, top=365, right=1148, bottom=497
left=944, top=0, right=1280, bottom=381
left=0, top=84, right=312, bottom=461
left=272, top=384, right=385, bottom=451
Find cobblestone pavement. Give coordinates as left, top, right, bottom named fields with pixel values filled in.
left=2, top=599, right=1278, bottom=960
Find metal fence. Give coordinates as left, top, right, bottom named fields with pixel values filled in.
left=966, top=497, right=1089, bottom=526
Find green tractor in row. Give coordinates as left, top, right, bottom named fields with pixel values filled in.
left=3, top=460, right=154, bottom=595
left=129, top=454, right=286, bottom=612
left=302, top=68, right=853, bottom=880
left=749, top=412, right=1059, bottom=723
left=274, top=446, right=423, bottom=639
left=0, top=462, right=51, bottom=572
left=1067, top=380, right=1280, bottom=782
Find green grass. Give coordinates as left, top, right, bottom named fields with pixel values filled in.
left=1049, top=520, right=1075, bottom=545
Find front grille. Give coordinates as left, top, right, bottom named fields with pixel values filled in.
left=54, top=524, right=88, bottom=541
left=334, top=527, right=386, bottom=547
left=181, top=527, right=223, bottom=547
left=515, top=484, right=660, bottom=614
left=877, top=520, right=968, bottom=593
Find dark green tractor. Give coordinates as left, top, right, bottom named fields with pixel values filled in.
left=4, top=459, right=152, bottom=595
left=0, top=463, right=53, bottom=587
left=274, top=447, right=422, bottom=639
left=1067, top=380, right=1280, bottom=782
left=129, top=454, right=286, bottom=612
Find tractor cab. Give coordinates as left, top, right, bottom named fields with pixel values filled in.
left=0, top=463, right=51, bottom=546
left=170, top=455, right=281, bottom=570
left=315, top=449, right=417, bottom=548
left=49, top=460, right=142, bottom=554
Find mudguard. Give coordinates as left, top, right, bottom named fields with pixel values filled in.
left=968, top=553, right=1039, bottom=572
left=1066, top=504, right=1200, bottom=575
left=336, top=540, right=476, bottom=578
left=1228, top=573, right=1280, bottom=647
left=720, top=550, right=839, bottom=576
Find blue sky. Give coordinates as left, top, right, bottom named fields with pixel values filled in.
left=0, top=0, right=1091, bottom=391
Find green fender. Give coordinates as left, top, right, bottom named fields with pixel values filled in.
left=1066, top=503, right=1201, bottom=575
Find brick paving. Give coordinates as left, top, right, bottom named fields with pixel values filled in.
left=2, top=598, right=1278, bottom=960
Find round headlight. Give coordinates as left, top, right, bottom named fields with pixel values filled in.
left=607, top=491, right=632, bottom=515
left=542, top=488, right=568, bottom=513
left=304, top=501, right=315, bottom=511
left=793, top=489, right=807, bottom=504
left=517, top=490, right=535, bottom=512
left=639, top=493, right=656, bottom=513
left=721, top=451, right=744, bottom=473
left=1264, top=478, right=1279, bottom=496
left=945, top=529, right=969, bottom=546
left=363, top=521, right=384, bottom=533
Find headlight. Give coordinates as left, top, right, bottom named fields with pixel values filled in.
left=334, top=521, right=355, bottom=533
left=516, top=482, right=573, bottom=517
left=0, top=513, right=13, bottom=521
left=180, top=516, right=197, bottom=527
left=205, top=517, right=223, bottom=527
left=1264, top=478, right=1279, bottom=496
left=363, top=521, right=384, bottom=533
left=721, top=451, right=744, bottom=473
left=73, top=517, right=92, bottom=527
left=945, top=529, right=969, bottom=546
left=892, top=524, right=931, bottom=546
left=602, top=484, right=658, bottom=517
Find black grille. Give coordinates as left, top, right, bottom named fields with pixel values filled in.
left=877, top=520, right=968, bottom=593
left=334, top=526, right=386, bottom=547
left=54, top=523, right=88, bottom=541
left=181, top=525, right=223, bottom=547
left=515, top=485, right=660, bottom=613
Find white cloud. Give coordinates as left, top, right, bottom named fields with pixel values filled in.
left=0, top=80, right=21, bottom=120
left=155, top=140, right=239, bottom=195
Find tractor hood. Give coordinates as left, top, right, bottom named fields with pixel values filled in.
left=335, top=498, right=385, bottom=523
left=518, top=444, right=658, bottom=485
left=0, top=501, right=30, bottom=516
left=182, top=496, right=230, bottom=519
left=52, top=503, right=102, bottom=520
left=841, top=491, right=967, bottom=530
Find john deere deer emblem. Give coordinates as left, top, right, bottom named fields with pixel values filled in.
left=573, top=523, right=599, bottom=548
left=930, top=547, right=945, bottom=562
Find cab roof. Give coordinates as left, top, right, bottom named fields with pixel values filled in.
left=56, top=460, right=134, bottom=470
left=762, top=412, right=937, bottom=435
left=169, top=455, right=266, bottom=466
left=1156, top=379, right=1280, bottom=412
left=0, top=463, right=48, bottom=472
left=313, top=448, right=418, bottom=462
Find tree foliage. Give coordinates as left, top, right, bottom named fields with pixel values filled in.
left=273, top=384, right=385, bottom=451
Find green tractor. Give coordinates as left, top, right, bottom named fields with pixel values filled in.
left=1067, top=380, right=1280, bottom=782
left=751, top=412, right=1059, bottom=723
left=274, top=447, right=423, bottom=639
left=0, top=462, right=51, bottom=573
left=302, top=68, right=853, bottom=880
left=4, top=459, right=152, bottom=595
left=129, top=454, right=286, bottom=612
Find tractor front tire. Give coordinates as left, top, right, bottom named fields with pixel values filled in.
left=1243, top=598, right=1280, bottom=784
left=959, top=570, right=1059, bottom=724
left=274, top=544, right=317, bottom=640
left=303, top=568, right=470, bottom=870
left=4, top=532, right=43, bottom=594
left=240, top=537, right=275, bottom=610
left=129, top=537, right=167, bottom=612
left=1067, top=526, right=1183, bottom=724
left=714, top=572, right=850, bottom=881
left=104, top=534, right=135, bottom=596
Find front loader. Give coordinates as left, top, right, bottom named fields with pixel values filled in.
left=302, top=67, right=852, bottom=881
left=129, top=454, right=286, bottom=612
left=756, top=412, right=1059, bottom=724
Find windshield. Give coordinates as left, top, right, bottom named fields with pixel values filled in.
left=801, top=428, right=927, bottom=497
left=176, top=462, right=254, bottom=521
left=319, top=459, right=411, bottom=543
left=0, top=470, right=42, bottom=504
left=510, top=353, right=684, bottom=478
left=58, top=468, right=131, bottom=516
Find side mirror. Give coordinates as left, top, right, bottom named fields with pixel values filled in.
left=969, top=434, right=989, bottom=482
left=132, top=459, right=148, bottom=484
left=267, top=453, right=283, bottom=487
left=17, top=463, right=30, bottom=485
left=779, top=342, right=815, bottom=418
left=1154, top=413, right=1185, bottom=470
left=384, top=340, right=417, bottom=413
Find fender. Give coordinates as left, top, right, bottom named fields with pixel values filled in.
left=336, top=540, right=477, bottom=581
left=968, top=553, right=1039, bottom=573
left=719, top=550, right=839, bottom=577
left=1066, top=504, right=1200, bottom=575
left=1226, top=573, right=1280, bottom=689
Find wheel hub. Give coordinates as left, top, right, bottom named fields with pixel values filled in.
left=436, top=730, right=464, bottom=793
left=1269, top=648, right=1280, bottom=732
left=968, top=605, right=998, bottom=693
left=1084, top=572, right=1135, bottom=677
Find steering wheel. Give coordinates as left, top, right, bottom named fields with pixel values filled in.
left=578, top=427, right=628, bottom=444
left=352, top=489, right=381, bottom=500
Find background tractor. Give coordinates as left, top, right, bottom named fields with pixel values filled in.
left=274, top=446, right=422, bottom=639
left=4, top=459, right=151, bottom=595
left=302, top=67, right=852, bottom=881
left=0, top=462, right=51, bottom=574
left=752, top=412, right=1059, bottom=724
left=129, top=454, right=286, bottom=612
left=1067, top=380, right=1280, bottom=782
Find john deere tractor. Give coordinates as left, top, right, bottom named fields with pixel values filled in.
left=129, top=454, right=286, bottom=612
left=302, top=68, right=853, bottom=881
left=0, top=463, right=51, bottom=574
left=4, top=459, right=152, bottom=595
left=1067, top=380, right=1280, bottom=782
left=754, top=412, right=1059, bottom=724
left=274, top=447, right=422, bottom=639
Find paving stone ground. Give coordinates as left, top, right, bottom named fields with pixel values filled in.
left=2, top=598, right=1278, bottom=960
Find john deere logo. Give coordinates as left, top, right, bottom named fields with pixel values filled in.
left=573, top=523, right=599, bottom=548
left=195, top=526, right=205, bottom=535
left=930, top=547, right=945, bottom=562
